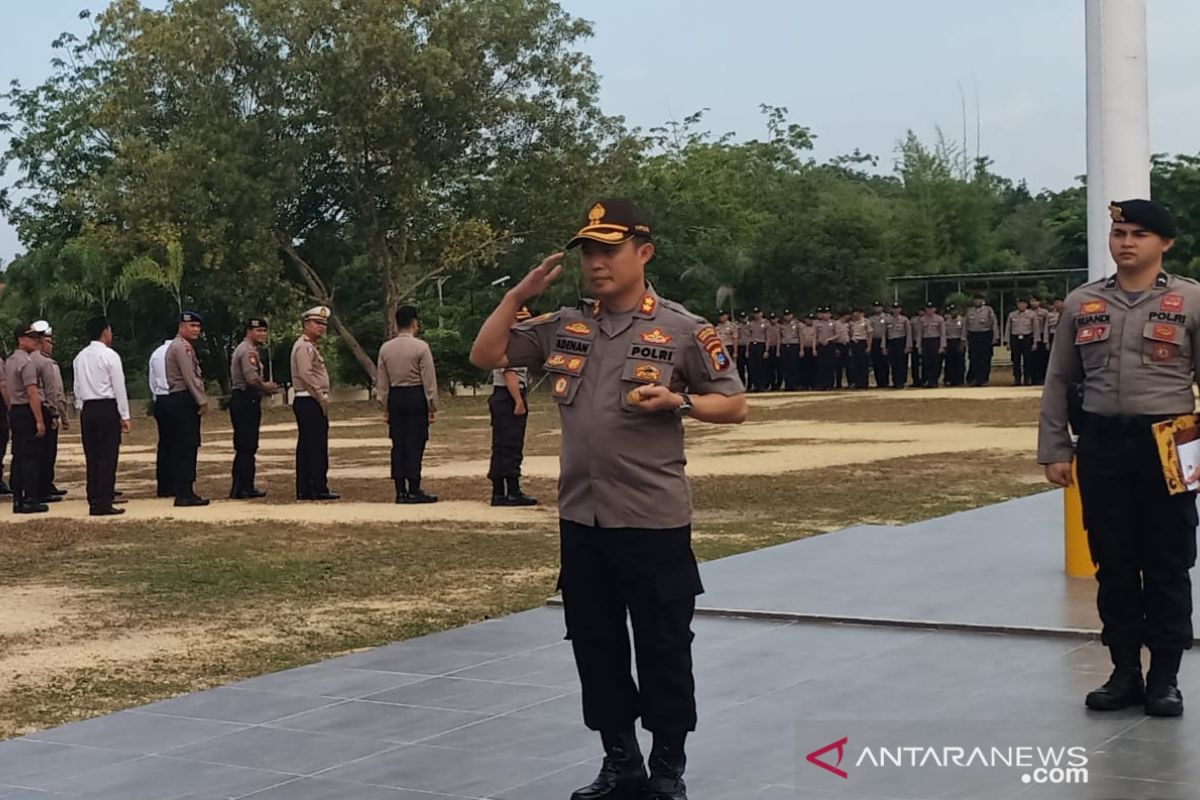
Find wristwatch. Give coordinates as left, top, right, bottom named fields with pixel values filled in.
left=673, top=392, right=693, bottom=417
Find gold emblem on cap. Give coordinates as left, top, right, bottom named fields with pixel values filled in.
left=588, top=203, right=606, bottom=225
left=1108, top=202, right=1125, bottom=222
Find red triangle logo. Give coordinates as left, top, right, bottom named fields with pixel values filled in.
left=806, top=736, right=849, bottom=779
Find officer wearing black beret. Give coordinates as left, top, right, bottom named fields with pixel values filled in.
left=1040, top=198, right=1195, bottom=716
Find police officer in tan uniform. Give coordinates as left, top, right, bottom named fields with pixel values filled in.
left=765, top=311, right=782, bottom=390
left=814, top=307, right=838, bottom=390
left=1040, top=199, right=1198, bottom=718
left=34, top=324, right=69, bottom=502
left=1046, top=297, right=1064, bottom=352
left=7, top=324, right=48, bottom=513
left=918, top=302, right=947, bottom=388
left=165, top=311, right=209, bottom=506
left=735, top=311, right=751, bottom=387
left=376, top=305, right=439, bottom=504
left=868, top=300, right=889, bottom=388
left=778, top=309, right=800, bottom=391
left=746, top=307, right=768, bottom=392
left=471, top=198, right=747, bottom=800
left=0, top=349, right=10, bottom=497
left=1029, top=296, right=1050, bottom=385
left=882, top=304, right=911, bottom=388
left=909, top=308, right=924, bottom=387
left=292, top=306, right=339, bottom=501
left=229, top=318, right=279, bottom=498
left=966, top=294, right=1000, bottom=386
left=847, top=308, right=871, bottom=389
left=799, top=312, right=817, bottom=389
left=1005, top=298, right=1038, bottom=386
left=716, top=311, right=737, bottom=367
left=943, top=304, right=967, bottom=386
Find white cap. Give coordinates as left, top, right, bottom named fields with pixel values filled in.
left=31, top=320, right=51, bottom=335
left=302, top=306, right=331, bottom=323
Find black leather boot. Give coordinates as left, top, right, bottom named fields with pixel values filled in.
left=1085, top=645, right=1144, bottom=711
left=489, top=478, right=506, bottom=506
left=1145, top=649, right=1184, bottom=717
left=503, top=477, right=538, bottom=506
left=571, top=727, right=649, bottom=800
left=647, top=733, right=688, bottom=800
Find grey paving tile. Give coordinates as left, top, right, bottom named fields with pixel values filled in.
left=26, top=711, right=247, bottom=754
left=133, top=687, right=337, bottom=724
left=485, top=762, right=603, bottom=800
left=360, top=676, right=568, bottom=715
left=421, top=714, right=596, bottom=762
left=0, top=741, right=138, bottom=789
left=410, top=613, right=567, bottom=655
left=267, top=700, right=488, bottom=743
left=163, top=726, right=393, bottom=775
left=42, top=755, right=289, bottom=800
left=1021, top=775, right=1200, bottom=800
left=320, top=644, right=499, bottom=675
left=316, top=744, right=565, bottom=797
left=230, top=666, right=429, bottom=699
left=505, top=690, right=582, bottom=725
left=449, top=650, right=580, bottom=688
left=0, top=791, right=68, bottom=799
left=1086, top=735, right=1200, bottom=785
left=234, top=777, right=457, bottom=800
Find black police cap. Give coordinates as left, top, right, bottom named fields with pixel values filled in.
left=181, top=310, right=204, bottom=324
left=1109, top=199, right=1178, bottom=239
left=567, top=198, right=653, bottom=249
left=246, top=317, right=268, bottom=330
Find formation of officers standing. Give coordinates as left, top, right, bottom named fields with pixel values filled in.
left=715, top=297, right=1008, bottom=393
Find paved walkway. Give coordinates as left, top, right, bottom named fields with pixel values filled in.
left=2, top=492, right=1197, bottom=799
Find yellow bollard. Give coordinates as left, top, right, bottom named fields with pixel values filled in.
left=1064, top=458, right=1096, bottom=578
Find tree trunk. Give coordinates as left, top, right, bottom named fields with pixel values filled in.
left=277, top=235, right=377, bottom=383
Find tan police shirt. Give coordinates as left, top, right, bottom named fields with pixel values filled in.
left=884, top=315, right=910, bottom=344
left=506, top=286, right=743, bottom=529
left=492, top=367, right=528, bottom=389
left=945, top=315, right=965, bottom=341
left=834, top=320, right=850, bottom=345
left=779, top=319, right=800, bottom=345
left=1045, top=310, right=1061, bottom=342
left=1005, top=309, right=1038, bottom=341
left=908, top=315, right=924, bottom=349
left=375, top=333, right=439, bottom=411
left=747, top=318, right=769, bottom=344
left=869, top=312, right=889, bottom=341
left=737, top=320, right=752, bottom=348
left=166, top=336, right=207, bottom=406
left=849, top=318, right=871, bottom=343
left=1038, top=272, right=1200, bottom=464
left=799, top=321, right=816, bottom=351
left=230, top=339, right=268, bottom=394
left=765, top=321, right=781, bottom=351
left=814, top=319, right=837, bottom=346
left=34, top=353, right=66, bottom=418
left=966, top=304, right=999, bottom=337
left=919, top=313, right=947, bottom=347
left=290, top=335, right=330, bottom=401
left=717, top=320, right=737, bottom=349
left=1032, top=306, right=1049, bottom=344
left=5, top=350, right=39, bottom=405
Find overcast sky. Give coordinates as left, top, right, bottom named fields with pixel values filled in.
left=4, top=0, right=1199, bottom=262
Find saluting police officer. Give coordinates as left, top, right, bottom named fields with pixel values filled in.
left=165, top=311, right=209, bottom=506
left=1040, top=199, right=1198, bottom=717
left=488, top=306, right=537, bottom=507
left=966, top=294, right=1000, bottom=386
left=376, top=305, right=439, bottom=504
left=292, top=306, right=339, bottom=501
left=229, top=318, right=279, bottom=498
left=471, top=198, right=747, bottom=800
left=7, top=323, right=48, bottom=514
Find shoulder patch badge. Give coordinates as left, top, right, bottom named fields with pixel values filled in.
left=640, top=328, right=672, bottom=345
left=563, top=321, right=593, bottom=337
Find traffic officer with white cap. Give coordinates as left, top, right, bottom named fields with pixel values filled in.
left=470, top=198, right=747, bottom=800
left=1040, top=198, right=1199, bottom=717
left=292, top=305, right=339, bottom=501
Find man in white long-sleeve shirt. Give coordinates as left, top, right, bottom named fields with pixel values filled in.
left=73, top=316, right=130, bottom=516
left=148, top=338, right=172, bottom=497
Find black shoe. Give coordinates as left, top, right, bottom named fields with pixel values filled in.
left=173, top=496, right=210, bottom=507
left=157, top=490, right=174, bottom=498
left=114, top=490, right=124, bottom=497
left=49, top=486, right=66, bottom=497
left=13, top=501, right=50, bottom=514
left=1085, top=668, right=1144, bottom=711
left=647, top=735, right=688, bottom=800
left=395, top=491, right=409, bottom=504
left=112, top=498, right=127, bottom=504
left=1145, top=683, right=1184, bottom=717
left=231, top=488, right=267, bottom=499
left=311, top=491, right=340, bottom=501
left=571, top=728, right=649, bottom=800
left=0, top=481, right=11, bottom=496
left=39, top=495, right=63, bottom=503
left=404, top=489, right=438, bottom=504
left=90, top=507, right=125, bottom=517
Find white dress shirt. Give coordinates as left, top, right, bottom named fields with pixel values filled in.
left=73, top=341, right=131, bottom=420
left=148, top=340, right=171, bottom=397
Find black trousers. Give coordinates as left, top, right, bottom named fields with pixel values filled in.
left=944, top=339, right=966, bottom=386
left=735, top=346, right=748, bottom=386
left=798, top=352, right=815, bottom=389
left=388, top=386, right=430, bottom=487
left=293, top=396, right=330, bottom=497
left=1076, top=417, right=1197, bottom=651
left=967, top=331, right=994, bottom=386
left=747, top=342, right=767, bottom=391
left=834, top=344, right=848, bottom=388
left=780, top=344, right=800, bottom=390
left=80, top=399, right=120, bottom=510
left=870, top=339, right=888, bottom=388
left=9, top=405, right=44, bottom=506
left=153, top=396, right=172, bottom=496
left=886, top=339, right=908, bottom=388
left=229, top=389, right=262, bottom=493
left=37, top=421, right=59, bottom=498
left=559, top=519, right=703, bottom=734
left=1010, top=335, right=1032, bottom=385
left=816, top=344, right=837, bottom=390
left=848, top=341, right=869, bottom=388
left=1031, top=343, right=1048, bottom=385
left=910, top=346, right=922, bottom=386
left=766, top=350, right=780, bottom=390
left=0, top=405, right=9, bottom=486
left=164, top=391, right=201, bottom=498
left=488, top=386, right=528, bottom=481
left=921, top=338, right=943, bottom=387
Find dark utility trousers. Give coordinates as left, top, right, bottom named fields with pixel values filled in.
left=1010, top=335, right=1032, bottom=385
left=230, top=390, right=263, bottom=494
left=80, top=399, right=120, bottom=510
left=293, top=396, right=330, bottom=497
left=559, top=520, right=703, bottom=734
left=966, top=331, right=994, bottom=385
left=0, top=404, right=9, bottom=486
left=886, top=339, right=908, bottom=388
left=164, top=391, right=201, bottom=498
left=488, top=387, right=527, bottom=481
left=153, top=396, right=171, bottom=495
left=1076, top=415, right=1197, bottom=651
left=944, top=339, right=966, bottom=386
left=37, top=423, right=59, bottom=498
left=9, top=405, right=43, bottom=505
left=388, top=386, right=430, bottom=486
left=870, top=339, right=888, bottom=387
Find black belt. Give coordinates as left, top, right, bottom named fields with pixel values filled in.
left=83, top=398, right=117, bottom=405
left=1081, top=412, right=1181, bottom=435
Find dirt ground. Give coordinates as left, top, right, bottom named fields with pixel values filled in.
left=0, top=384, right=1050, bottom=737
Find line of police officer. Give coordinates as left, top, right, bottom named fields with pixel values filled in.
left=718, top=298, right=1005, bottom=391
